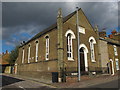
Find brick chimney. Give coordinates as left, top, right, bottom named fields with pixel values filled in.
left=2, top=52, right=4, bottom=55
left=111, top=29, right=117, bottom=35
left=6, top=50, right=8, bottom=54
left=99, top=30, right=106, bottom=38
left=108, top=34, right=113, bottom=39
left=108, top=30, right=118, bottom=39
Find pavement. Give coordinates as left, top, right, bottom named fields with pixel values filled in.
left=51, top=74, right=119, bottom=88
left=1, top=73, right=120, bottom=89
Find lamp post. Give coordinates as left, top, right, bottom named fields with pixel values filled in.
left=76, top=7, right=81, bottom=81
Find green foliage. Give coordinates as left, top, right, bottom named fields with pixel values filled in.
left=8, top=46, right=19, bottom=65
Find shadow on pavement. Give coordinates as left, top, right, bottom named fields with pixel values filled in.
left=2, top=75, right=24, bottom=87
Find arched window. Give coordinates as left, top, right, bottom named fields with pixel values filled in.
left=113, top=45, right=118, bottom=56
left=89, top=36, right=96, bottom=62
left=90, top=39, right=95, bottom=62
left=65, top=30, right=76, bottom=60
left=22, top=48, right=24, bottom=63
left=115, top=59, right=119, bottom=70
left=67, top=33, right=73, bottom=59
left=28, top=44, right=31, bottom=63
left=35, top=40, right=39, bottom=62
left=45, top=35, right=49, bottom=60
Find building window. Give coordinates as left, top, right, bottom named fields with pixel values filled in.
left=22, top=48, right=24, bottom=63
left=45, top=36, right=49, bottom=60
left=89, top=36, right=96, bottom=62
left=113, top=45, right=118, bottom=56
left=65, top=30, right=76, bottom=61
left=115, top=59, right=119, bottom=70
left=67, top=33, right=73, bottom=59
left=35, top=41, right=39, bottom=62
left=90, top=40, right=95, bottom=62
left=28, top=44, right=30, bottom=63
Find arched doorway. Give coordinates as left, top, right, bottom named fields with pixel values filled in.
left=79, top=44, right=89, bottom=75
left=80, top=48, right=85, bottom=72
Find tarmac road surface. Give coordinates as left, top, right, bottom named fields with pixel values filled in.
left=1, top=74, right=119, bottom=90
left=1, top=75, right=52, bottom=90
left=88, top=78, right=119, bottom=88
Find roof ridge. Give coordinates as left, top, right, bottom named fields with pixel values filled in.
left=22, top=9, right=79, bottom=46
left=99, top=37, right=120, bottom=45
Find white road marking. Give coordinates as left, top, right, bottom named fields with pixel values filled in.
left=18, top=86, right=26, bottom=90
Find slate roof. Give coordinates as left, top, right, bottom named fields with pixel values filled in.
left=20, top=8, right=79, bottom=47
left=99, top=37, right=120, bottom=46
left=20, top=8, right=95, bottom=47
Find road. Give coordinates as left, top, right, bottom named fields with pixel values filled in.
left=88, top=78, right=119, bottom=88
left=1, top=75, right=52, bottom=90
left=0, top=74, right=119, bottom=89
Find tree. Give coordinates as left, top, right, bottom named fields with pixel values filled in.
left=7, top=46, right=19, bottom=65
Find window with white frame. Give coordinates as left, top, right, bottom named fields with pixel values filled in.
left=113, top=45, right=118, bottom=56
left=90, top=40, right=95, bottom=62
left=89, top=36, right=96, bottom=62
left=35, top=41, right=39, bottom=62
left=45, top=36, right=49, bottom=60
left=28, top=44, right=30, bottom=63
left=115, top=59, right=119, bottom=70
left=22, top=48, right=24, bottom=63
left=67, top=33, right=73, bottom=60
left=65, top=30, right=76, bottom=60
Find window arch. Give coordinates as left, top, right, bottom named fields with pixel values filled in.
left=65, top=30, right=76, bottom=60
left=89, top=36, right=96, bottom=62
left=65, top=30, right=76, bottom=39
left=89, top=36, right=96, bottom=44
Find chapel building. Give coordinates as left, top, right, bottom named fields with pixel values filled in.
left=16, top=8, right=119, bottom=83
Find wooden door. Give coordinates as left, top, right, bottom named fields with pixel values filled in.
left=80, top=48, right=85, bottom=72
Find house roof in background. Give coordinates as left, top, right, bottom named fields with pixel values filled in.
left=0, top=53, right=10, bottom=65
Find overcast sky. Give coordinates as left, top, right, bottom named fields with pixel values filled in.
left=1, top=2, right=119, bottom=53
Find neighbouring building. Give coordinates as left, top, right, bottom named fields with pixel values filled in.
left=0, top=50, right=11, bottom=73
left=16, top=8, right=102, bottom=83
left=99, top=30, right=120, bottom=75
left=0, top=54, right=2, bottom=73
